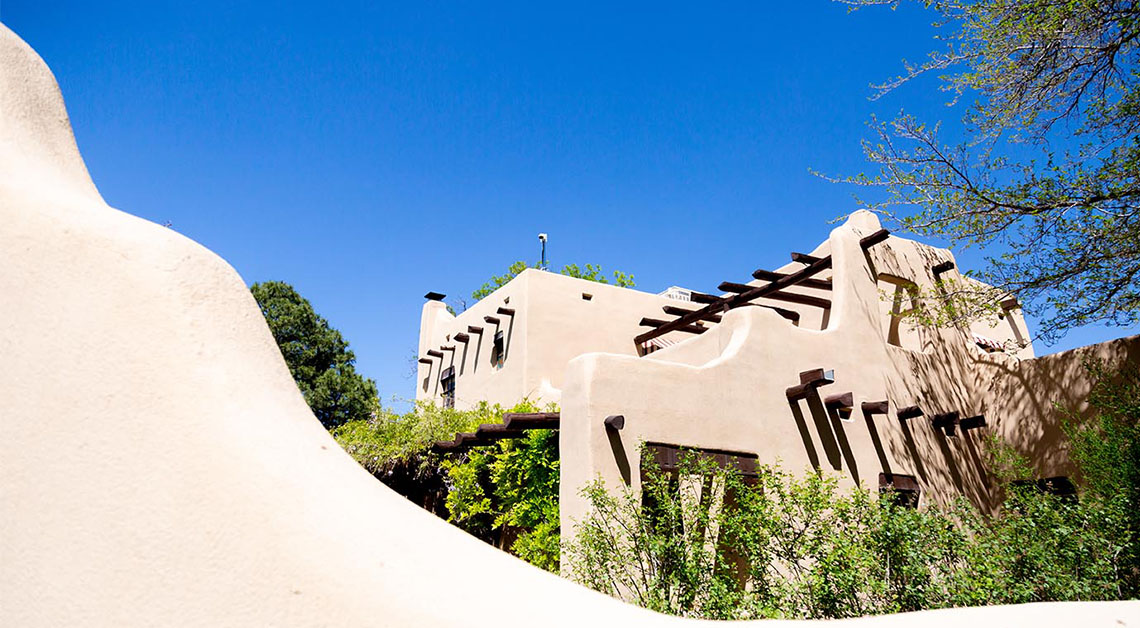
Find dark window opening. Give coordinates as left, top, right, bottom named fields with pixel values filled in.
left=879, top=473, right=920, bottom=508
left=490, top=330, right=505, bottom=367
left=1010, top=476, right=1077, bottom=501
left=440, top=366, right=455, bottom=409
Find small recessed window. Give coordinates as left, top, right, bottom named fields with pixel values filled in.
left=879, top=473, right=920, bottom=508
left=490, top=330, right=505, bottom=367
left=582, top=293, right=593, bottom=301
left=440, top=366, right=456, bottom=409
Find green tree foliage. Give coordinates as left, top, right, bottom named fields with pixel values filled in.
left=1063, top=358, right=1140, bottom=596
left=332, top=400, right=509, bottom=471
left=333, top=399, right=561, bottom=571
left=471, top=261, right=635, bottom=302
left=251, top=281, right=378, bottom=430
left=565, top=360, right=1139, bottom=618
left=837, top=0, right=1140, bottom=341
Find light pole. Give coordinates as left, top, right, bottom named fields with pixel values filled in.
left=538, top=233, right=548, bottom=270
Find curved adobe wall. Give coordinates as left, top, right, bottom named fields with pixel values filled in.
left=0, top=22, right=1135, bottom=627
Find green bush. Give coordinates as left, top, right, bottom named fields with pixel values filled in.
left=333, top=399, right=561, bottom=571
left=444, top=424, right=560, bottom=571
left=564, top=360, right=1139, bottom=619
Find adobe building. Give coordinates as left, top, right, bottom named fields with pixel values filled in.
left=3, top=21, right=1136, bottom=626
left=418, top=211, right=1140, bottom=538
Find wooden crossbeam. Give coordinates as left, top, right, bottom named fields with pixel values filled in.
left=960, top=414, right=987, bottom=430
left=786, top=368, right=835, bottom=400
left=639, top=317, right=707, bottom=335
left=635, top=229, right=888, bottom=346
left=433, top=413, right=562, bottom=453
left=662, top=305, right=722, bottom=323
left=932, top=411, right=960, bottom=437
left=483, top=315, right=501, bottom=325
left=475, top=423, right=526, bottom=440
left=637, top=254, right=834, bottom=345
left=752, top=269, right=832, bottom=290
left=467, top=325, right=484, bottom=335
left=824, top=392, right=854, bottom=411
left=502, top=412, right=560, bottom=430
left=861, top=229, right=890, bottom=248
left=932, top=260, right=955, bottom=277
left=739, top=303, right=801, bottom=323
left=497, top=307, right=515, bottom=316
left=898, top=406, right=924, bottom=421
left=453, top=333, right=470, bottom=343
left=718, top=282, right=831, bottom=308
left=604, top=414, right=625, bottom=430
left=417, top=358, right=433, bottom=365
left=861, top=400, right=890, bottom=415
left=426, top=350, right=444, bottom=359
left=791, top=252, right=823, bottom=265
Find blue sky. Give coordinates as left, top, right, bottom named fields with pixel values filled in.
left=6, top=2, right=1135, bottom=405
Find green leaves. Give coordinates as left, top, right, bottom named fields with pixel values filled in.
left=251, top=281, right=378, bottom=430
left=566, top=397, right=1137, bottom=620
left=443, top=422, right=561, bottom=571
left=470, top=261, right=635, bottom=302
left=837, top=0, right=1140, bottom=341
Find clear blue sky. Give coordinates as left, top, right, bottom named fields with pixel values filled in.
left=6, top=2, right=1136, bottom=405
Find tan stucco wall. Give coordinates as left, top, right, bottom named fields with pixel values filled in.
left=558, top=211, right=1139, bottom=535
left=417, top=268, right=708, bottom=409
left=2, top=22, right=1136, bottom=627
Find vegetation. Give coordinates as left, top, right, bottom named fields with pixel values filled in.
left=471, top=261, right=635, bottom=302
left=251, top=281, right=378, bottom=430
left=837, top=0, right=1140, bottom=341
left=333, top=399, right=561, bottom=570
left=564, top=359, right=1140, bottom=619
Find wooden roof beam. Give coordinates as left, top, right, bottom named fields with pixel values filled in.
left=662, top=305, right=722, bottom=323
left=639, top=317, right=707, bottom=335
left=502, top=412, right=560, bottom=430
left=719, top=282, right=831, bottom=309
left=752, top=269, right=832, bottom=290
left=861, top=400, right=890, bottom=416
left=637, top=252, right=834, bottom=345
left=635, top=228, right=888, bottom=346
left=786, top=368, right=835, bottom=400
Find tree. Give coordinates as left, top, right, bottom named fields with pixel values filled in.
left=251, top=281, right=378, bottom=430
left=837, top=0, right=1140, bottom=342
left=471, top=261, right=635, bottom=302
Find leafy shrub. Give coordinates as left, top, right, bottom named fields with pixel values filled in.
left=334, top=399, right=561, bottom=570
left=565, top=359, right=1140, bottom=619
left=565, top=451, right=1127, bottom=620
left=444, top=423, right=560, bottom=571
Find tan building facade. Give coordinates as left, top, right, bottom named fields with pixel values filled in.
left=4, top=22, right=1137, bottom=626
left=417, top=211, right=1140, bottom=537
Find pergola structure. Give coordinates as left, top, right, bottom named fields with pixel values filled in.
left=635, top=229, right=890, bottom=348
left=431, top=412, right=561, bottom=453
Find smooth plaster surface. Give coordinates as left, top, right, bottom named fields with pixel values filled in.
left=1, top=22, right=1136, bottom=627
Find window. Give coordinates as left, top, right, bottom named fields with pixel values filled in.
left=440, top=366, right=455, bottom=409
left=1011, top=476, right=1077, bottom=501
left=490, top=330, right=505, bottom=367
left=879, top=473, right=920, bottom=508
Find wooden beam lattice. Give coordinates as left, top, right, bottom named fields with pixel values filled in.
left=635, top=229, right=888, bottom=346
left=432, top=412, right=561, bottom=453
